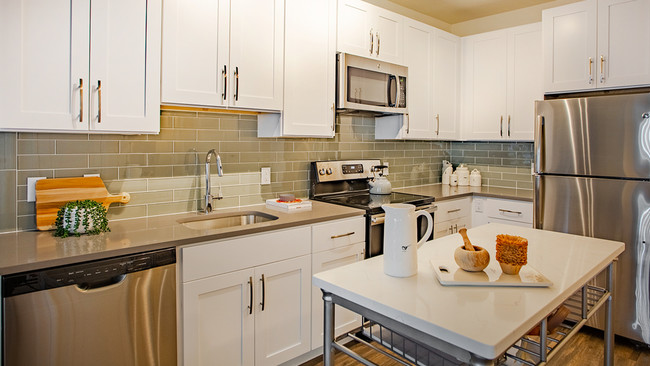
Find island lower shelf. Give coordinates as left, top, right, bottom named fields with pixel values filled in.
left=336, top=282, right=610, bottom=366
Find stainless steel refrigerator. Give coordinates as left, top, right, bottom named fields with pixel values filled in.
left=534, top=92, right=650, bottom=345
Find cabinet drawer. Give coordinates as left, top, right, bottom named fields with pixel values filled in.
left=312, top=216, right=365, bottom=253
left=181, top=226, right=311, bottom=282
left=433, top=217, right=470, bottom=239
left=485, top=198, right=533, bottom=224
left=434, top=197, right=471, bottom=223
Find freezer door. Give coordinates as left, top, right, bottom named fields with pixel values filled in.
left=535, top=93, right=650, bottom=179
left=534, top=175, right=650, bottom=344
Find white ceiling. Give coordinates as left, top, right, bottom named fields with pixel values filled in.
left=387, top=0, right=560, bottom=24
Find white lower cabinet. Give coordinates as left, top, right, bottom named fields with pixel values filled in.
left=180, top=227, right=312, bottom=366
left=311, top=243, right=364, bottom=350
left=179, top=216, right=367, bottom=365
left=433, top=197, right=472, bottom=239
left=473, top=197, right=533, bottom=228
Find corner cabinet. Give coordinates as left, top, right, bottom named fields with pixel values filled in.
left=543, top=0, right=650, bottom=93
left=257, top=0, right=336, bottom=138
left=0, top=0, right=161, bottom=134
left=161, top=0, right=283, bottom=111
left=337, top=0, right=404, bottom=64
left=461, top=23, right=542, bottom=141
left=375, top=20, right=459, bottom=141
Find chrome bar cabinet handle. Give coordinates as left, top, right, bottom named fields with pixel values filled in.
left=507, top=115, right=511, bottom=137
left=222, top=65, right=227, bottom=101
left=234, top=67, right=239, bottom=101
left=435, top=114, right=440, bottom=135
left=79, top=78, right=84, bottom=122
left=500, top=115, right=503, bottom=137
left=376, top=32, right=380, bottom=56
left=499, top=208, right=522, bottom=215
left=248, top=276, right=253, bottom=315
left=588, top=57, right=593, bottom=84
left=259, top=274, right=265, bottom=311
left=331, top=232, right=355, bottom=239
left=369, top=28, right=374, bottom=54
left=97, top=80, right=102, bottom=123
left=600, top=55, right=605, bottom=83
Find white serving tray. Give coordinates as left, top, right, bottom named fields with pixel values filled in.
left=430, top=258, right=553, bottom=287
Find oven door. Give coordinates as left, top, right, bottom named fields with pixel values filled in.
left=368, top=203, right=436, bottom=258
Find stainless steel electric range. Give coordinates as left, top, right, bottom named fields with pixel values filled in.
left=310, top=160, right=436, bottom=258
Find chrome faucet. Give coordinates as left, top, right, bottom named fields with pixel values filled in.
left=205, top=149, right=223, bottom=213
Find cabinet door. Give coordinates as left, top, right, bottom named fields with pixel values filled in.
left=90, top=0, right=161, bottom=133
left=507, top=23, right=542, bottom=141
left=254, top=255, right=311, bottom=366
left=432, top=29, right=460, bottom=140
left=161, top=0, right=230, bottom=107
left=311, top=243, right=364, bottom=350
left=337, top=0, right=374, bottom=58
left=402, top=19, right=434, bottom=140
left=0, top=0, right=89, bottom=132
left=597, top=0, right=650, bottom=88
left=542, top=1, right=597, bottom=93
left=461, top=31, right=508, bottom=140
left=229, top=0, right=283, bottom=111
left=280, top=0, right=336, bottom=137
left=372, top=6, right=403, bottom=64
left=182, top=268, right=255, bottom=366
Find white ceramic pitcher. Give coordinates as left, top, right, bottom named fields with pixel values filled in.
left=382, top=203, right=433, bottom=277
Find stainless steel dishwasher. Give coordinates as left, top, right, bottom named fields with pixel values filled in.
left=2, top=248, right=177, bottom=366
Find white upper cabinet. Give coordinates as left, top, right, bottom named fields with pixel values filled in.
left=374, top=21, right=460, bottom=141
left=461, top=23, right=542, bottom=141
left=0, top=0, right=161, bottom=134
left=162, top=0, right=283, bottom=111
left=257, top=0, right=336, bottom=138
left=543, top=0, right=650, bottom=93
left=401, top=18, right=435, bottom=140
left=432, top=29, right=461, bottom=140
left=337, top=0, right=404, bottom=64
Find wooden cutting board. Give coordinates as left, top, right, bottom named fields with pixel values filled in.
left=35, top=177, right=130, bottom=231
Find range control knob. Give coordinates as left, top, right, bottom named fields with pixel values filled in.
left=319, top=168, right=326, bottom=175
left=326, top=168, right=333, bottom=175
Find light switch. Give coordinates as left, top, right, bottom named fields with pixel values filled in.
left=27, top=177, right=46, bottom=202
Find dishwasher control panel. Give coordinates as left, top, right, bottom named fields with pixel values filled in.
left=2, top=248, right=176, bottom=297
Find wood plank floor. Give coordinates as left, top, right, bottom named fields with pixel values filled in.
left=302, top=327, right=650, bottom=366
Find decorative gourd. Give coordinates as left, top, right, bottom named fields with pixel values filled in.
left=53, top=200, right=110, bottom=238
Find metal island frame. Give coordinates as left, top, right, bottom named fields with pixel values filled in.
left=313, top=223, right=624, bottom=366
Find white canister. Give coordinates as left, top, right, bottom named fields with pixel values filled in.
left=450, top=172, right=458, bottom=186
left=470, top=169, right=482, bottom=187
left=442, top=166, right=453, bottom=185
left=456, top=164, right=469, bottom=186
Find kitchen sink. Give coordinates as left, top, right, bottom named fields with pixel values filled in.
left=178, top=211, right=278, bottom=230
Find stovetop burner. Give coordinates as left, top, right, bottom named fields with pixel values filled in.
left=318, top=191, right=434, bottom=213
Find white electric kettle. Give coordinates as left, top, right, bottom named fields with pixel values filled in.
left=382, top=204, right=433, bottom=277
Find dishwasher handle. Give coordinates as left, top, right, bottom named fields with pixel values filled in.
left=75, top=274, right=127, bottom=291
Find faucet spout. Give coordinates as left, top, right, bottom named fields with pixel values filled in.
left=205, top=149, right=224, bottom=213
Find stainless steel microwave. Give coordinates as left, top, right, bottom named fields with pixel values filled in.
left=336, top=53, right=407, bottom=115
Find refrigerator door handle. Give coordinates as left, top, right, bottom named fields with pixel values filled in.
left=535, top=115, right=544, bottom=173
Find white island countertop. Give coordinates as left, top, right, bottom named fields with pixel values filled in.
left=313, top=223, right=624, bottom=361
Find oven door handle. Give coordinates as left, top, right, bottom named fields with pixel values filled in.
left=417, top=204, right=437, bottom=213
left=371, top=215, right=385, bottom=225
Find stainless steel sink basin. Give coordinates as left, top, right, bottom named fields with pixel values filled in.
left=178, top=211, right=278, bottom=230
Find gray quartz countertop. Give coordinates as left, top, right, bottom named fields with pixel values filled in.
left=398, top=184, right=533, bottom=202
left=0, top=201, right=364, bottom=275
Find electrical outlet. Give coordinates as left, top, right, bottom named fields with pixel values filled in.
left=475, top=198, right=484, bottom=212
left=531, top=162, right=535, bottom=175
left=261, top=167, right=271, bottom=185
left=27, top=177, right=46, bottom=202
left=383, top=161, right=389, bottom=175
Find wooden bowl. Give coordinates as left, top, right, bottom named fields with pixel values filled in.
left=454, top=245, right=490, bottom=272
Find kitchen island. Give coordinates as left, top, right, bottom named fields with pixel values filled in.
left=313, top=223, right=624, bottom=366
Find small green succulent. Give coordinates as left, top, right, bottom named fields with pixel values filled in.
left=54, top=200, right=110, bottom=238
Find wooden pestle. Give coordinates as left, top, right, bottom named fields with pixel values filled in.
left=458, top=228, right=475, bottom=251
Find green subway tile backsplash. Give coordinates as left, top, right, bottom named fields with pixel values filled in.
left=0, top=111, right=534, bottom=232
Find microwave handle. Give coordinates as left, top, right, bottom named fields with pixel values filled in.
left=387, top=75, right=397, bottom=107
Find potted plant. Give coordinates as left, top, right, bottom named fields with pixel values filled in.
left=54, top=200, right=110, bottom=238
